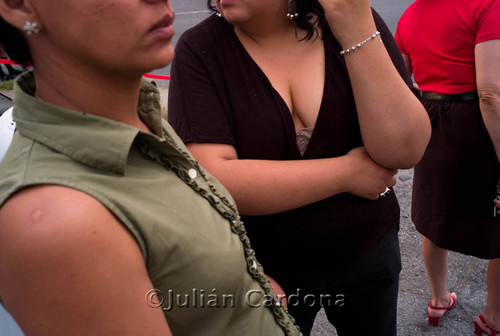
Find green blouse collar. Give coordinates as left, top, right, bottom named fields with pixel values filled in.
left=13, top=71, right=165, bottom=175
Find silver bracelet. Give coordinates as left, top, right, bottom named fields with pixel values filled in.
left=340, top=31, right=381, bottom=56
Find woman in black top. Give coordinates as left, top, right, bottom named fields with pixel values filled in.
left=168, top=0, right=431, bottom=334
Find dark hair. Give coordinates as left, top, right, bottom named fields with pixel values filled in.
left=206, top=0, right=327, bottom=41
left=0, top=17, right=32, bottom=65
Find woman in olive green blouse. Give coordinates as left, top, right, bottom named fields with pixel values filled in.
left=0, top=0, right=300, bottom=335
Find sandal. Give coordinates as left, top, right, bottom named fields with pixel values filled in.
left=475, top=314, right=500, bottom=336
left=427, top=292, right=457, bottom=326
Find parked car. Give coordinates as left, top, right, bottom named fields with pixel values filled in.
left=0, top=106, right=14, bottom=162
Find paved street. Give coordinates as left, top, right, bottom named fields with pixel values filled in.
left=310, top=169, right=488, bottom=336
left=0, top=94, right=11, bottom=116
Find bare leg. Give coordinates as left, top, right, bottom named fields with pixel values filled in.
left=422, top=237, right=453, bottom=308
left=482, top=258, right=500, bottom=329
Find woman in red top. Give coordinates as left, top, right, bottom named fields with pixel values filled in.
left=396, top=0, right=500, bottom=333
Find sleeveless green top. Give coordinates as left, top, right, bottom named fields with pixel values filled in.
left=0, top=72, right=301, bottom=336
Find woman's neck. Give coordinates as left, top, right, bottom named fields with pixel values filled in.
left=234, top=14, right=297, bottom=44
left=33, top=60, right=147, bottom=130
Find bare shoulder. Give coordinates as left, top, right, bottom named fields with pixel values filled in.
left=0, top=184, right=112, bottom=241
left=0, top=185, right=171, bottom=335
left=0, top=185, right=126, bottom=253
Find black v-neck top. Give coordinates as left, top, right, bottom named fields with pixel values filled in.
left=168, top=11, right=415, bottom=274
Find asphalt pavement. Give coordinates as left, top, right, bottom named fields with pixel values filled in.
left=310, top=169, right=488, bottom=336
left=0, top=94, right=11, bottom=116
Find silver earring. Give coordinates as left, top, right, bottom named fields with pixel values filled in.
left=287, top=0, right=298, bottom=20
left=215, top=11, right=222, bottom=18
left=23, top=20, right=39, bottom=35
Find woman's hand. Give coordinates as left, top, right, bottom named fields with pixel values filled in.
left=316, top=0, right=376, bottom=48
left=345, top=147, right=398, bottom=200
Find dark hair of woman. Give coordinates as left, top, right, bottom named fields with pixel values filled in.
left=0, top=18, right=32, bottom=65
left=206, top=0, right=326, bottom=41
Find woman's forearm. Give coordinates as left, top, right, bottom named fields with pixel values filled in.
left=479, top=91, right=500, bottom=162
left=187, top=144, right=396, bottom=215
left=204, top=156, right=352, bottom=215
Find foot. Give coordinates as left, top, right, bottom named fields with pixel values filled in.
left=475, top=314, right=500, bottom=336
left=427, top=292, right=457, bottom=326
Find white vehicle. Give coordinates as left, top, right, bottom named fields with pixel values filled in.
left=0, top=107, right=15, bottom=163
left=0, top=105, right=22, bottom=335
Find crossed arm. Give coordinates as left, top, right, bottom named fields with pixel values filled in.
left=185, top=3, right=430, bottom=216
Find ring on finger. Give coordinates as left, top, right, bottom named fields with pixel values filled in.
left=380, top=187, right=391, bottom=198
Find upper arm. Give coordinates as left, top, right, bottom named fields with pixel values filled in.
left=0, top=186, right=171, bottom=336
left=475, top=39, right=500, bottom=92
left=186, top=142, right=238, bottom=171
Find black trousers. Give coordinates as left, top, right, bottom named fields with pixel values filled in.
left=281, top=224, right=401, bottom=336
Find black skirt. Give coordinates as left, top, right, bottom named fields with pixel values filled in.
left=412, top=98, right=500, bottom=259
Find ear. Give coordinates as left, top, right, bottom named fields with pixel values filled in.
left=0, top=0, right=41, bottom=34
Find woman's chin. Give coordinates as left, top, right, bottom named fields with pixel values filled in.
left=141, top=49, right=174, bottom=73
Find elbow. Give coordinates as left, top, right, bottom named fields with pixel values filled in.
left=382, top=147, right=427, bottom=169
left=372, top=144, right=428, bottom=169
left=376, top=135, right=431, bottom=169
left=400, top=137, right=431, bottom=169
left=401, top=113, right=432, bottom=168
left=397, top=144, right=428, bottom=169
left=479, top=88, right=500, bottom=113
left=374, top=121, right=432, bottom=169
left=405, top=127, right=432, bottom=168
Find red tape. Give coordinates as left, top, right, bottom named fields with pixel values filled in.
left=0, top=59, right=17, bottom=65
left=0, top=59, right=170, bottom=81
left=143, top=73, right=171, bottom=81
